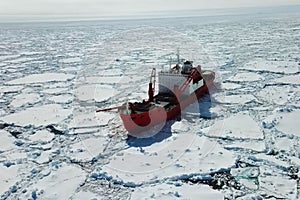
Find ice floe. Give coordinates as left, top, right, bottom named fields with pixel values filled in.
left=48, top=94, right=72, bottom=104
left=214, top=94, right=257, bottom=104
left=241, top=60, right=299, bottom=74
left=229, top=72, right=264, bottom=82
left=68, top=137, right=107, bottom=162
left=28, top=130, right=55, bottom=143
left=23, top=165, right=87, bottom=199
left=74, top=84, right=115, bottom=102
left=272, top=74, right=300, bottom=85
left=0, top=130, right=16, bottom=152
left=263, top=109, right=300, bottom=137
left=0, top=104, right=71, bottom=126
left=256, top=85, right=293, bottom=105
left=131, top=183, right=224, bottom=199
left=0, top=86, right=23, bottom=94
left=60, top=57, right=82, bottom=63
left=0, top=164, right=20, bottom=197
left=225, top=140, right=265, bottom=152
left=221, top=82, right=242, bottom=90
left=207, top=112, right=264, bottom=139
left=42, top=87, right=68, bottom=94
left=7, top=73, right=75, bottom=85
left=258, top=166, right=297, bottom=199
left=10, top=92, right=40, bottom=107
left=94, top=133, right=235, bottom=185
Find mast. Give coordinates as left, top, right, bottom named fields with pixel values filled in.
left=148, top=68, right=156, bottom=102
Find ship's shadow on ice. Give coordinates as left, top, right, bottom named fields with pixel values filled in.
left=198, top=92, right=217, bottom=119
left=126, top=120, right=175, bottom=147
left=183, top=92, right=217, bottom=120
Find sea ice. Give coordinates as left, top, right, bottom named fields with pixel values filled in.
left=48, top=94, right=72, bottom=104
left=7, top=73, right=75, bottom=85
left=0, top=130, right=16, bottom=152
left=0, top=104, right=71, bottom=126
left=0, top=86, right=23, bottom=94
left=97, top=133, right=235, bottom=185
left=225, top=140, right=265, bottom=152
left=28, top=129, right=55, bottom=143
left=60, top=57, right=82, bottom=63
left=207, top=112, right=264, bottom=139
left=263, top=109, right=300, bottom=137
left=272, top=74, right=300, bottom=85
left=68, top=137, right=107, bottom=162
left=74, top=84, right=115, bottom=102
left=26, top=165, right=87, bottom=199
left=71, top=191, right=101, bottom=200
left=241, top=60, right=299, bottom=74
left=214, top=94, right=257, bottom=104
left=221, top=82, right=242, bottom=90
left=42, top=87, right=68, bottom=94
left=228, top=72, right=264, bottom=82
left=256, top=85, right=292, bottom=105
left=10, top=92, right=40, bottom=107
left=0, top=164, right=20, bottom=196
left=131, top=183, right=224, bottom=200
left=259, top=166, right=297, bottom=199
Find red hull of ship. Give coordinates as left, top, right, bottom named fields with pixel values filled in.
left=120, top=80, right=214, bottom=134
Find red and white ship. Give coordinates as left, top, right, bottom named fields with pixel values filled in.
left=96, top=55, right=215, bottom=134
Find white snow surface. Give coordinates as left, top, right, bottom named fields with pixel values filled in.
left=221, top=82, right=242, bottom=90
left=207, top=113, right=264, bottom=139
left=272, top=74, right=300, bottom=85
left=99, top=133, right=235, bottom=184
left=256, top=85, right=293, bottom=105
left=229, top=72, right=264, bottom=82
left=25, top=165, right=87, bottom=199
left=7, top=73, right=75, bottom=85
left=242, top=60, right=299, bottom=74
left=0, top=165, right=20, bottom=195
left=0, top=130, right=16, bottom=152
left=0, top=104, right=71, bottom=126
left=28, top=129, right=55, bottom=142
left=214, top=94, right=257, bottom=104
left=68, top=137, right=107, bottom=162
left=131, top=183, right=224, bottom=200
left=10, top=92, right=40, bottom=107
left=263, top=109, right=300, bottom=137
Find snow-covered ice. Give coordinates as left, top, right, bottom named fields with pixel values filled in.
left=22, top=165, right=87, bottom=199
left=214, top=94, right=257, bottom=104
left=0, top=130, right=16, bottom=152
left=228, top=72, right=264, bottom=82
left=131, top=183, right=224, bottom=199
left=272, top=74, right=300, bottom=85
left=28, top=129, right=55, bottom=143
left=68, top=137, right=107, bottom=162
left=263, top=109, right=300, bottom=137
left=7, top=73, right=75, bottom=85
left=256, top=85, right=293, bottom=105
left=207, top=113, right=264, bottom=139
left=10, top=92, right=40, bottom=107
left=97, top=133, right=235, bottom=185
left=0, top=8, right=299, bottom=200
left=0, top=104, right=71, bottom=126
left=0, top=164, right=20, bottom=196
left=241, top=60, right=299, bottom=74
